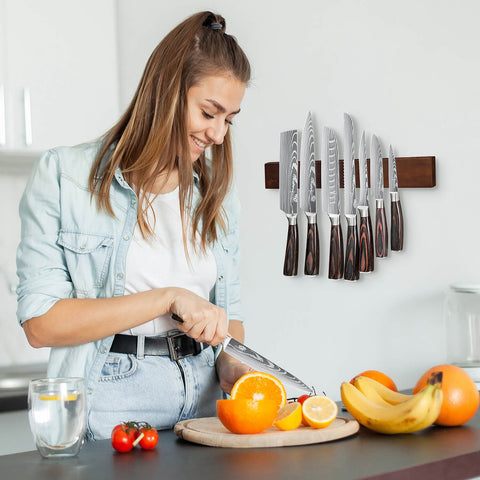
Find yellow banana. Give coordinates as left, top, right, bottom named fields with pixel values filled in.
left=354, top=376, right=412, bottom=406
left=341, top=374, right=443, bottom=434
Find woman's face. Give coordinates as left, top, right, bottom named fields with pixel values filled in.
left=186, top=74, right=246, bottom=162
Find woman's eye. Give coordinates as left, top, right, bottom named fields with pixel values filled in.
left=225, top=118, right=233, bottom=126
left=202, top=110, right=214, bottom=119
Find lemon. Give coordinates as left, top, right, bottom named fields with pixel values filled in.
left=39, top=393, right=78, bottom=401
left=302, top=395, right=338, bottom=429
left=273, top=401, right=302, bottom=431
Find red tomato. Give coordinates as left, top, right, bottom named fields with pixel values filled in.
left=111, top=427, right=134, bottom=453
left=297, top=394, right=311, bottom=405
left=138, top=426, right=159, bottom=450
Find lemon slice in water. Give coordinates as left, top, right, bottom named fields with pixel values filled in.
left=39, top=393, right=78, bottom=401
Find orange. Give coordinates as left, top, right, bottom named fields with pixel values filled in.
left=216, top=399, right=278, bottom=434
left=413, top=364, right=479, bottom=426
left=302, top=395, right=338, bottom=429
left=230, top=372, right=287, bottom=410
left=350, top=370, right=398, bottom=392
left=273, top=402, right=302, bottom=431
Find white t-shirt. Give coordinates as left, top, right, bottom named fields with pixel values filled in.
left=121, top=187, right=217, bottom=335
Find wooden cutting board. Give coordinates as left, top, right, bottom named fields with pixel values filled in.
left=174, top=417, right=359, bottom=448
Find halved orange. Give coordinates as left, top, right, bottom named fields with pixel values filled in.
left=302, top=395, right=338, bottom=429
left=273, top=402, right=302, bottom=431
left=216, top=399, right=279, bottom=434
left=230, top=372, right=287, bottom=411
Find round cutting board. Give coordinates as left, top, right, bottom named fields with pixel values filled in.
left=174, top=417, right=359, bottom=448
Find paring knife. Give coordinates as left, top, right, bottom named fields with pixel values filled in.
left=280, top=130, right=299, bottom=276
left=389, top=145, right=404, bottom=251
left=371, top=134, right=388, bottom=258
left=322, top=127, right=344, bottom=279
left=343, top=113, right=359, bottom=281
left=299, top=112, right=319, bottom=276
left=171, top=313, right=316, bottom=396
left=357, top=131, right=374, bottom=272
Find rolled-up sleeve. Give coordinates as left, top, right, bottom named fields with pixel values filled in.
left=16, top=150, right=74, bottom=324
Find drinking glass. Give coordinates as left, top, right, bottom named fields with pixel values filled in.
left=28, top=377, right=86, bottom=458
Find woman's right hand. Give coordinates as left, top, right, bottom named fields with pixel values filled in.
left=169, top=287, right=228, bottom=346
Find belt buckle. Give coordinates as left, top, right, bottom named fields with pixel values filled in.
left=167, top=333, right=200, bottom=361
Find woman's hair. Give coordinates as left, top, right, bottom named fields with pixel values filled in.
left=88, top=11, right=251, bottom=250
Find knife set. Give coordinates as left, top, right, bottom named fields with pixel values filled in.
left=280, top=112, right=404, bottom=280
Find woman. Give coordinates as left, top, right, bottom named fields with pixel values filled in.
left=16, top=11, right=251, bottom=440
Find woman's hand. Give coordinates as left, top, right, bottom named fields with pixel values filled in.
left=169, top=288, right=228, bottom=346
left=216, top=351, right=253, bottom=394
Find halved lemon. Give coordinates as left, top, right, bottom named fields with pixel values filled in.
left=302, top=395, right=338, bottom=429
left=273, top=401, right=302, bottom=431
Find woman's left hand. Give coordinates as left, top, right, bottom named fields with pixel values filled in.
left=216, top=351, right=253, bottom=394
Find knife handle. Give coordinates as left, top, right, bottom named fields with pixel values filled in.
left=375, top=199, right=388, bottom=258
left=344, top=218, right=359, bottom=281
left=390, top=193, right=404, bottom=251
left=328, top=216, right=344, bottom=279
left=304, top=216, right=319, bottom=276
left=283, top=217, right=298, bottom=276
left=358, top=207, right=374, bottom=272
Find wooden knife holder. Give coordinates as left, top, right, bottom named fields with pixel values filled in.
left=264, top=156, right=436, bottom=189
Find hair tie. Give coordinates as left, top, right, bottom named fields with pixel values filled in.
left=210, top=22, right=222, bottom=30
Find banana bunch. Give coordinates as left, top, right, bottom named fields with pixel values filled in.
left=340, top=372, right=443, bottom=434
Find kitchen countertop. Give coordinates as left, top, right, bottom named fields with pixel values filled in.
left=1, top=407, right=480, bottom=480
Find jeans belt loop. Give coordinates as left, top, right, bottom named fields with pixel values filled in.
left=137, top=335, right=145, bottom=360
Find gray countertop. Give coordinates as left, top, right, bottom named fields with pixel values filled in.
left=1, top=408, right=480, bottom=480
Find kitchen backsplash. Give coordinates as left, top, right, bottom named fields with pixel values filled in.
left=0, top=171, right=50, bottom=367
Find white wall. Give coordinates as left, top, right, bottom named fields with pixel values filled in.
left=117, top=0, right=480, bottom=399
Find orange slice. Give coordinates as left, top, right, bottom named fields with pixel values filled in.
left=273, top=402, right=302, bottom=431
left=216, top=399, right=278, bottom=434
left=230, top=372, right=287, bottom=410
left=302, top=395, right=338, bottom=429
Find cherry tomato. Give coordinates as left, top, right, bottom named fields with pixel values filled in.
left=111, top=427, right=134, bottom=453
left=297, top=394, right=311, bottom=405
left=138, top=425, right=158, bottom=450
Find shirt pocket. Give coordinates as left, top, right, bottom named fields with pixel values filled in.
left=57, top=231, right=114, bottom=292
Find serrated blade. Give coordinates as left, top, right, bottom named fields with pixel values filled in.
left=389, top=145, right=399, bottom=193
left=343, top=113, right=356, bottom=216
left=300, top=112, right=316, bottom=214
left=322, top=127, right=340, bottom=215
left=371, top=134, right=384, bottom=200
left=280, top=130, right=299, bottom=215
left=358, top=131, right=369, bottom=207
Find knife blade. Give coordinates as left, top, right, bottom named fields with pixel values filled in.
left=322, top=127, right=344, bottom=279
left=171, top=313, right=316, bottom=397
left=389, top=145, right=404, bottom=251
left=343, top=113, right=359, bottom=281
left=371, top=134, right=388, bottom=258
left=280, top=130, right=299, bottom=276
left=299, top=112, right=319, bottom=276
left=357, top=131, right=374, bottom=272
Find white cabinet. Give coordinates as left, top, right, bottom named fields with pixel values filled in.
left=0, top=0, right=119, bottom=167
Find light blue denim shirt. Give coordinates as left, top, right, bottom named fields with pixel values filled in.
left=16, top=141, right=242, bottom=404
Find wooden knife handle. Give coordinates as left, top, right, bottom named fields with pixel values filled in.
left=375, top=200, right=388, bottom=258
left=304, top=220, right=319, bottom=276
left=328, top=218, right=344, bottom=279
left=391, top=196, right=404, bottom=251
left=283, top=220, right=298, bottom=276
left=344, top=221, right=359, bottom=281
left=359, top=208, right=374, bottom=272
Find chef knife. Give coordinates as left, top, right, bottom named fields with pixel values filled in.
left=371, top=134, right=388, bottom=258
left=279, top=130, right=299, bottom=276
left=389, top=145, right=404, bottom=251
left=299, top=112, right=319, bottom=276
left=343, top=113, right=359, bottom=281
left=357, top=131, right=374, bottom=272
left=322, top=127, right=344, bottom=279
left=171, top=313, right=316, bottom=396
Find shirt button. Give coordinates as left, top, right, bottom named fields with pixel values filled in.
left=131, top=198, right=137, bottom=205
left=87, top=388, right=93, bottom=395
left=117, top=273, right=124, bottom=280
left=218, top=275, right=224, bottom=281
left=123, top=235, right=130, bottom=241
left=100, top=346, right=107, bottom=354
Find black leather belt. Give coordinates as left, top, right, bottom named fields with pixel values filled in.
left=110, top=333, right=206, bottom=361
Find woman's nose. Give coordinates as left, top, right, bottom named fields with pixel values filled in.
left=207, top=121, right=228, bottom=145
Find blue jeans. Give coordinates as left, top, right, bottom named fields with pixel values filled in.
left=86, top=346, right=221, bottom=440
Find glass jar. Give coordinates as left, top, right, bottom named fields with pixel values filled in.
left=444, top=284, right=480, bottom=387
